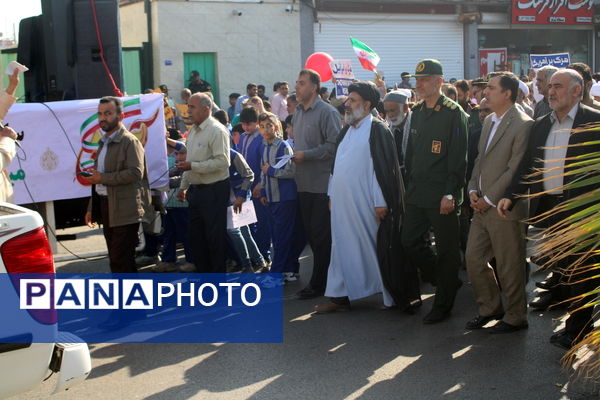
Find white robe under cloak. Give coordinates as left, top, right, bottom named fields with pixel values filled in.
left=326, top=114, right=395, bottom=306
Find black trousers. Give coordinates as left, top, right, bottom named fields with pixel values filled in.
left=100, top=196, right=139, bottom=273
left=297, top=192, right=331, bottom=291
left=187, top=179, right=229, bottom=273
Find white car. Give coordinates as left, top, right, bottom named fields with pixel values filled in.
left=0, top=202, right=91, bottom=398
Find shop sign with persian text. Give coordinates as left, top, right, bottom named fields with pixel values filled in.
left=512, top=0, right=593, bottom=24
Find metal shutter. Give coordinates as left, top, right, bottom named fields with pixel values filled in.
left=314, top=12, right=465, bottom=84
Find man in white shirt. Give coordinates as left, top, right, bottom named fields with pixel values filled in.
left=270, top=81, right=289, bottom=121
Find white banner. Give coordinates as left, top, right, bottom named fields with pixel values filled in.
left=2, top=94, right=169, bottom=204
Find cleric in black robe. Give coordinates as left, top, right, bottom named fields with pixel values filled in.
left=314, top=81, right=420, bottom=314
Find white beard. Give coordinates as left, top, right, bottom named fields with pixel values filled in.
left=344, top=105, right=367, bottom=125
left=386, top=112, right=407, bottom=128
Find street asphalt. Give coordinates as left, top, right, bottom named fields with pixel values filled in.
left=9, top=225, right=599, bottom=400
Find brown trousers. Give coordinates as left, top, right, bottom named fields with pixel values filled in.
left=466, top=210, right=527, bottom=326
left=100, top=196, right=139, bottom=273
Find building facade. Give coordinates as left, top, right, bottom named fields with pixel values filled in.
left=119, top=0, right=599, bottom=107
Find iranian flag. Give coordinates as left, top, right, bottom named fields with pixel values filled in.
left=350, top=37, right=380, bottom=72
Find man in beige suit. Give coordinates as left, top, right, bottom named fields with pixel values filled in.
left=465, top=72, right=534, bottom=334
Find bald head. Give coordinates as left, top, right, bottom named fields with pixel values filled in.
left=188, top=93, right=213, bottom=125
left=181, top=88, right=192, bottom=102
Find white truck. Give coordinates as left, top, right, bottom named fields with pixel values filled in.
left=0, top=202, right=91, bottom=398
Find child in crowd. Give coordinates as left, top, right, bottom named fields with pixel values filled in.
left=153, top=140, right=195, bottom=272
left=284, top=114, right=294, bottom=147
left=238, top=107, right=272, bottom=265
left=258, top=112, right=302, bottom=283
left=231, top=123, right=244, bottom=147
left=227, top=149, right=268, bottom=273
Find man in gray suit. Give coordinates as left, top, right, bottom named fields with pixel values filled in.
left=464, top=72, right=534, bottom=334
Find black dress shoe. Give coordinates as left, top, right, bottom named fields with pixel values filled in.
left=296, top=287, right=324, bottom=300
left=550, top=331, right=574, bottom=350
left=423, top=309, right=450, bottom=324
left=535, top=275, right=560, bottom=290
left=489, top=320, right=528, bottom=334
left=528, top=291, right=553, bottom=310
left=465, top=313, right=504, bottom=330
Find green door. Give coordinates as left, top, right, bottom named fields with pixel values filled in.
left=0, top=50, right=25, bottom=102
left=183, top=53, right=219, bottom=106
left=122, top=48, right=143, bottom=96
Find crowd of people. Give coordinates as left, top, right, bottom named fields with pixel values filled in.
left=44, top=63, right=599, bottom=348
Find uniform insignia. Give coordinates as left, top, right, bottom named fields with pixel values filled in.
left=434, top=105, right=441, bottom=112
left=451, top=104, right=457, bottom=110
left=411, top=100, right=424, bottom=111
left=416, top=62, right=425, bottom=73
left=431, top=140, right=442, bottom=154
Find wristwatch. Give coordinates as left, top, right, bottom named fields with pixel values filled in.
left=445, top=194, right=454, bottom=201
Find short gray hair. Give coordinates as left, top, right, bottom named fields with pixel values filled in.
left=537, top=65, right=559, bottom=81
left=191, top=92, right=213, bottom=108
left=556, top=69, right=584, bottom=100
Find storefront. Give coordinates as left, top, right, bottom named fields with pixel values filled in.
left=313, top=11, right=465, bottom=83
left=477, top=0, right=595, bottom=77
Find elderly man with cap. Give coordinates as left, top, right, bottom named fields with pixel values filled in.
left=314, top=81, right=419, bottom=313
left=401, top=59, right=469, bottom=324
left=516, top=80, right=534, bottom=118
left=383, top=89, right=412, bottom=170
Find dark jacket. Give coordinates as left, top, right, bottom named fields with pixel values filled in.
left=332, top=117, right=420, bottom=308
left=506, top=103, right=600, bottom=217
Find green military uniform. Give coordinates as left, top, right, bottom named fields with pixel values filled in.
left=401, top=59, right=469, bottom=322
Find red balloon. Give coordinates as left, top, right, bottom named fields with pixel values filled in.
left=305, top=52, right=334, bottom=82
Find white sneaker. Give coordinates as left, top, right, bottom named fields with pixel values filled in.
left=152, top=261, right=177, bottom=273
left=179, top=262, right=196, bottom=272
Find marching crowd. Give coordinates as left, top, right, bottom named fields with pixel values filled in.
left=3, top=58, right=597, bottom=351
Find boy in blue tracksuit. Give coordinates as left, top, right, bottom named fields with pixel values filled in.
left=237, top=107, right=272, bottom=264
left=258, top=112, right=303, bottom=280
left=228, top=148, right=268, bottom=273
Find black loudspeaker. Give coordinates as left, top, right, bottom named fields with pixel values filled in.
left=72, top=0, right=123, bottom=99
left=17, top=16, right=47, bottom=102
left=17, top=0, right=122, bottom=101
left=40, top=0, right=76, bottom=101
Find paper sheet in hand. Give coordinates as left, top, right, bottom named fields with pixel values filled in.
left=227, top=199, right=257, bottom=229
left=5, top=61, right=29, bottom=75
left=272, top=154, right=294, bottom=169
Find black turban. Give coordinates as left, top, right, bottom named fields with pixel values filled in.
left=347, top=81, right=381, bottom=110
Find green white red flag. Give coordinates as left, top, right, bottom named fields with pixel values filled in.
left=350, top=37, right=380, bottom=72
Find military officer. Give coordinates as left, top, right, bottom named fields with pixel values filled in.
left=401, top=59, right=469, bottom=324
